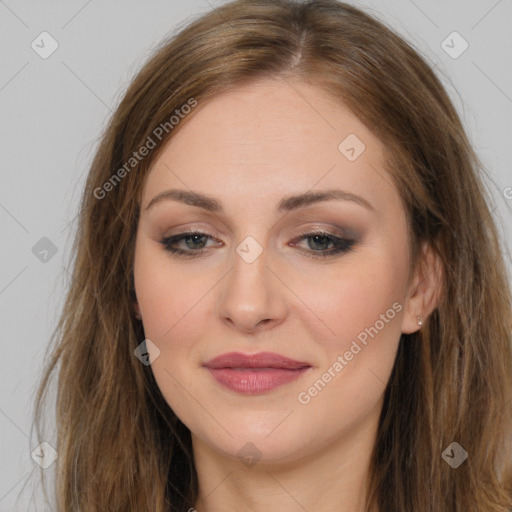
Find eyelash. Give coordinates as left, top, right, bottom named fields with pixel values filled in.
left=159, top=229, right=356, bottom=260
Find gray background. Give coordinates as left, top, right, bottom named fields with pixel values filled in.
left=1, top=0, right=511, bottom=510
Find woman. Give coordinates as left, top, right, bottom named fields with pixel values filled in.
left=32, top=0, right=512, bottom=511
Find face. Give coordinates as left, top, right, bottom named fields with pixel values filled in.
left=132, top=79, right=418, bottom=465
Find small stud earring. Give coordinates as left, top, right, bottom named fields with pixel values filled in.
left=417, top=316, right=423, bottom=327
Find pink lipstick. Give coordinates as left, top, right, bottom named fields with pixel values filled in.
left=203, top=351, right=311, bottom=394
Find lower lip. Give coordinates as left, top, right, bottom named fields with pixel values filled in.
left=205, top=367, right=310, bottom=394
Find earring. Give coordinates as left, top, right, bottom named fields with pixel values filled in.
left=417, top=316, right=423, bottom=327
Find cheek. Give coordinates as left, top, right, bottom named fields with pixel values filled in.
left=291, top=253, right=406, bottom=355
left=293, top=263, right=404, bottom=428
left=133, top=245, right=206, bottom=349
left=133, top=249, right=209, bottom=422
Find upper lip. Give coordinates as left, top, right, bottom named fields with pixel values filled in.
left=203, top=351, right=311, bottom=369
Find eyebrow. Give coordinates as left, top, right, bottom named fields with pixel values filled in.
left=144, top=188, right=375, bottom=213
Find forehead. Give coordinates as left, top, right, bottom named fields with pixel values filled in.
left=141, top=79, right=397, bottom=217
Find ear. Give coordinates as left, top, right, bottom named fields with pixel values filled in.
left=401, top=241, right=444, bottom=334
left=130, top=272, right=142, bottom=320
left=133, top=301, right=142, bottom=320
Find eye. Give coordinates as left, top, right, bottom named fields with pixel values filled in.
left=290, top=229, right=356, bottom=259
left=160, top=231, right=219, bottom=259
left=159, top=229, right=356, bottom=259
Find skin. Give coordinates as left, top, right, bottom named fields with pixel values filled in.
left=132, top=78, right=442, bottom=512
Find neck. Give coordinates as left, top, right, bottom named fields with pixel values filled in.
left=191, top=406, right=381, bottom=512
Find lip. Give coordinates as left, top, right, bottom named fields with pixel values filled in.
left=203, top=351, right=310, bottom=369
left=203, top=351, right=312, bottom=394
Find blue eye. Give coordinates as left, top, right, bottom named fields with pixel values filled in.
left=160, top=230, right=356, bottom=259
left=160, top=231, right=215, bottom=259
left=294, top=229, right=356, bottom=258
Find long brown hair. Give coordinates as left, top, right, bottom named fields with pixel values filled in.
left=30, top=1, right=512, bottom=510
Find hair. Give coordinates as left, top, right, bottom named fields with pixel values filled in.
left=29, top=0, right=512, bottom=511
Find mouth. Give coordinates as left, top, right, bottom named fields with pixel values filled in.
left=203, top=351, right=312, bottom=394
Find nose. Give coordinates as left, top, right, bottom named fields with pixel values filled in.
left=217, top=243, right=288, bottom=334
